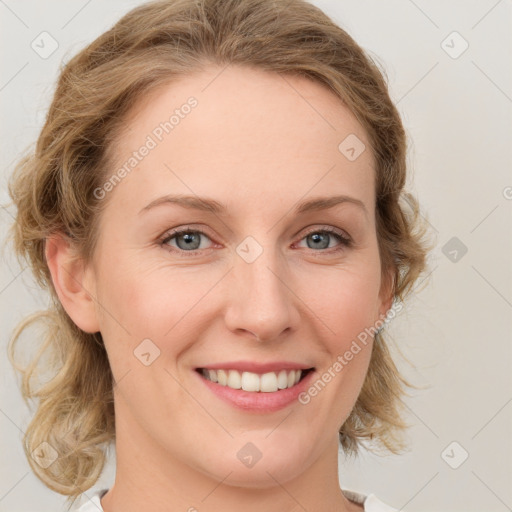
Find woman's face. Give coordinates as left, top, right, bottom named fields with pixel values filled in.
left=82, top=65, right=392, bottom=487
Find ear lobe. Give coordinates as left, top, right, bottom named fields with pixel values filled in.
left=45, top=233, right=100, bottom=333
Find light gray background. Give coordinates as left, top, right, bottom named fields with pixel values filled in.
left=1, top=1, right=511, bottom=511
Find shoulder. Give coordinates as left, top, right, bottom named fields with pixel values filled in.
left=72, top=488, right=108, bottom=512
left=342, top=488, right=401, bottom=512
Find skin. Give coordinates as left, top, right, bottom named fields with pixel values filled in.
left=46, top=65, right=394, bottom=512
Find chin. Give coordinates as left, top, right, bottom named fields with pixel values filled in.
left=199, top=448, right=309, bottom=489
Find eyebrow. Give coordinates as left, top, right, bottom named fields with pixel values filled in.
left=139, top=194, right=368, bottom=218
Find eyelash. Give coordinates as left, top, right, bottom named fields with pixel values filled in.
left=159, top=225, right=353, bottom=256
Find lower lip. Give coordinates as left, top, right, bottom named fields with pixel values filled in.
left=194, top=369, right=316, bottom=413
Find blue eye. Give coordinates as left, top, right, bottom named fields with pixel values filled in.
left=297, top=227, right=352, bottom=251
left=159, top=226, right=352, bottom=256
left=161, top=229, right=212, bottom=254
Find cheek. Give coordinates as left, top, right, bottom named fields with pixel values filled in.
left=94, top=259, right=216, bottom=353
left=303, top=259, right=382, bottom=343
left=310, top=272, right=379, bottom=418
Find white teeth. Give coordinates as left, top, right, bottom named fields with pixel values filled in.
left=277, top=370, right=288, bottom=389
left=200, top=368, right=305, bottom=392
left=217, top=369, right=228, bottom=386
left=260, top=372, right=277, bottom=392
left=241, top=372, right=260, bottom=392
left=227, top=370, right=242, bottom=389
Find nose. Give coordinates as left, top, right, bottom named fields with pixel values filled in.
left=223, top=247, right=300, bottom=342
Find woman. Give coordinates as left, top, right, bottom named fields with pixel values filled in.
left=7, top=0, right=432, bottom=511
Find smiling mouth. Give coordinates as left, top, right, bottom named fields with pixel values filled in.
left=195, top=367, right=315, bottom=393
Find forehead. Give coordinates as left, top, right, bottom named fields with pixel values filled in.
left=104, top=65, right=376, bottom=219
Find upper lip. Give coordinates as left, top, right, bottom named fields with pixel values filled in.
left=196, top=361, right=314, bottom=374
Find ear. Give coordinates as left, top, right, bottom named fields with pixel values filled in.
left=45, top=232, right=100, bottom=333
left=377, top=265, right=396, bottom=321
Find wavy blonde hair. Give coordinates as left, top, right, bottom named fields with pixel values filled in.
left=6, top=0, right=434, bottom=507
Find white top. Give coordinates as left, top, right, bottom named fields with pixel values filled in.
left=75, top=488, right=400, bottom=511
